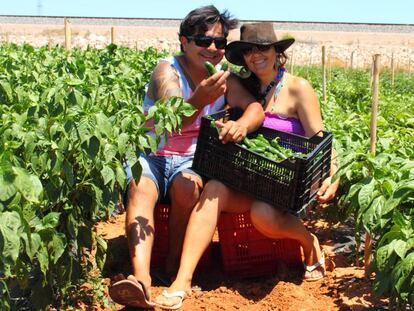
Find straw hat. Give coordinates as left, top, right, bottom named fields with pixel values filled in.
left=225, top=22, right=295, bottom=66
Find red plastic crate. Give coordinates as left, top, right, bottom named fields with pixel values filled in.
left=218, top=211, right=303, bottom=278
left=152, top=204, right=213, bottom=270
left=151, top=204, right=170, bottom=268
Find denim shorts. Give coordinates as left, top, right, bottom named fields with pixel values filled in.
left=124, top=153, right=202, bottom=201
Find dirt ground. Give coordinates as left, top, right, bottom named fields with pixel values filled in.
left=1, top=22, right=414, bottom=69
left=95, top=208, right=389, bottom=311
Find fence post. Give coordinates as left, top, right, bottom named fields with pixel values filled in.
left=327, top=51, right=332, bottom=82
left=64, top=17, right=71, bottom=51
left=370, top=55, right=380, bottom=164
left=365, top=53, right=380, bottom=279
left=370, top=55, right=375, bottom=89
left=350, top=50, right=355, bottom=69
left=391, top=52, right=395, bottom=89
left=111, top=27, right=116, bottom=45
left=322, top=45, right=327, bottom=102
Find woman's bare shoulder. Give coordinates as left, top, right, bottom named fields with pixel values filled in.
left=285, top=72, right=312, bottom=91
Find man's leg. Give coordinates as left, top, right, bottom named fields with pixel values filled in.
left=126, top=176, right=158, bottom=290
left=110, top=169, right=160, bottom=308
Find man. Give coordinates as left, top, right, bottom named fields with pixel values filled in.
left=109, top=5, right=263, bottom=308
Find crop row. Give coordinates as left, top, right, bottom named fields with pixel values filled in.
left=302, top=66, right=414, bottom=308
left=0, top=43, right=195, bottom=309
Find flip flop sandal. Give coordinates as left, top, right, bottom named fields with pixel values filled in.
left=109, top=275, right=155, bottom=308
left=155, top=290, right=186, bottom=310
left=304, top=251, right=326, bottom=282
left=112, top=273, right=126, bottom=283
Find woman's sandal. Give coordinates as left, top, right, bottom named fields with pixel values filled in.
left=154, top=290, right=187, bottom=310
left=304, top=251, right=326, bottom=282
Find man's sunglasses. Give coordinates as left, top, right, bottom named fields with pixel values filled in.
left=186, top=35, right=227, bottom=49
left=242, top=44, right=273, bottom=55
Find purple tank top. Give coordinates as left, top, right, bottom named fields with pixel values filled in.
left=263, top=111, right=305, bottom=136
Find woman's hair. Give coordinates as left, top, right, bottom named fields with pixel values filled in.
left=239, top=49, right=288, bottom=101
left=178, top=5, right=238, bottom=52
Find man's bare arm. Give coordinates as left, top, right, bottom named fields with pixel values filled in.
left=147, top=61, right=182, bottom=101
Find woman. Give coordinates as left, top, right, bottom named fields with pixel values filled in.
left=155, top=22, right=339, bottom=310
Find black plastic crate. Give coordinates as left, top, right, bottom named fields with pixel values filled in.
left=192, top=109, right=332, bottom=215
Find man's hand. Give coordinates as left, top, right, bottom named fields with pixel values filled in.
left=215, top=120, right=248, bottom=144
left=192, top=70, right=230, bottom=108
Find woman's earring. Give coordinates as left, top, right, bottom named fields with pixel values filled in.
left=274, top=55, right=281, bottom=70
left=238, top=66, right=251, bottom=79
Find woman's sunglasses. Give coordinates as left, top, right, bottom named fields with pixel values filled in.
left=242, top=45, right=273, bottom=55
left=186, top=35, right=227, bottom=49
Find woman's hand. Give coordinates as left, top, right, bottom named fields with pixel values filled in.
left=215, top=120, right=247, bottom=144
left=316, top=175, right=340, bottom=204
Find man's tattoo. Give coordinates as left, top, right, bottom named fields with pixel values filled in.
left=147, top=63, right=182, bottom=100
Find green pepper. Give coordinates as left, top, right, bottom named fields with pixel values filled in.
left=265, top=145, right=281, bottom=154
left=250, top=139, right=269, bottom=149
left=264, top=151, right=278, bottom=161
left=204, top=61, right=217, bottom=76
left=270, top=137, right=281, bottom=149
left=256, top=134, right=269, bottom=145
left=250, top=146, right=265, bottom=154
left=242, top=137, right=256, bottom=149
left=221, top=62, right=229, bottom=71
left=265, top=144, right=287, bottom=159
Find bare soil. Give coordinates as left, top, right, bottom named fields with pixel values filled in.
left=1, top=22, right=413, bottom=69
left=95, top=210, right=389, bottom=311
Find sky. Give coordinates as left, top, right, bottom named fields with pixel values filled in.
left=1, top=0, right=413, bottom=25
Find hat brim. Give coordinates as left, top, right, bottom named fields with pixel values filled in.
left=225, top=38, right=295, bottom=66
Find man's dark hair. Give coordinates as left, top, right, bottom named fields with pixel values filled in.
left=178, top=5, right=238, bottom=52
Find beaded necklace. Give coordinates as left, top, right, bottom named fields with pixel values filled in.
left=258, top=66, right=285, bottom=108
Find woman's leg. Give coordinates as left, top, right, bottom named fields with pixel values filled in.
left=155, top=180, right=253, bottom=306
left=165, top=172, right=204, bottom=276
left=250, top=201, right=323, bottom=280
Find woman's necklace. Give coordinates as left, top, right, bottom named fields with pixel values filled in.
left=259, top=80, right=276, bottom=106
left=259, top=67, right=285, bottom=107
